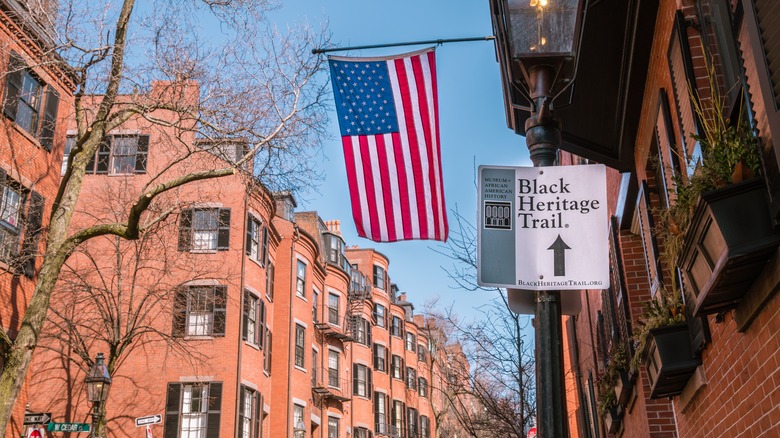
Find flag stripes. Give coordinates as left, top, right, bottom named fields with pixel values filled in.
left=330, top=49, right=447, bottom=242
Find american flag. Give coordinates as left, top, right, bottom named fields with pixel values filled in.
left=329, top=48, right=448, bottom=242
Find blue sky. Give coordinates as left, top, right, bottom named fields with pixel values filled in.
left=271, top=1, right=532, bottom=319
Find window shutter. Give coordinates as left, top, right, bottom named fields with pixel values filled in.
left=367, top=369, right=372, bottom=400
left=755, top=0, right=780, bottom=108
left=163, top=383, right=181, bottom=438
left=212, top=286, right=227, bottom=336
left=217, top=208, right=231, bottom=250
left=3, top=53, right=23, bottom=120
left=353, top=363, right=359, bottom=394
left=171, top=287, right=186, bottom=337
left=238, top=386, right=247, bottom=437
left=261, top=226, right=269, bottom=266
left=245, top=216, right=253, bottom=256
left=95, top=137, right=110, bottom=174
left=135, top=135, right=149, bottom=173
left=206, top=382, right=222, bottom=438
left=367, top=320, right=372, bottom=346
left=20, top=191, right=44, bottom=277
left=242, top=291, right=249, bottom=341
left=38, top=87, right=59, bottom=151
left=254, top=392, right=262, bottom=438
left=178, top=209, right=192, bottom=251
left=373, top=345, right=378, bottom=369
left=266, top=262, right=274, bottom=300
left=264, top=331, right=272, bottom=373
left=258, top=299, right=265, bottom=348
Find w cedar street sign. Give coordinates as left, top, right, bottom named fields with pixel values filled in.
left=477, top=164, right=609, bottom=291
left=47, top=422, right=91, bottom=433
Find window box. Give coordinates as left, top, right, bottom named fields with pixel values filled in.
left=679, top=178, right=780, bottom=316
left=643, top=324, right=699, bottom=399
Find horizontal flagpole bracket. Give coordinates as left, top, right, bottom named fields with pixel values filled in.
left=312, top=36, right=496, bottom=55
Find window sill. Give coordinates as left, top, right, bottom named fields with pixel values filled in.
left=247, top=256, right=265, bottom=269
left=244, top=341, right=261, bottom=351
left=294, top=365, right=307, bottom=373
left=296, top=294, right=307, bottom=302
left=8, top=120, right=44, bottom=151
left=184, top=335, right=215, bottom=340
left=189, top=249, right=219, bottom=254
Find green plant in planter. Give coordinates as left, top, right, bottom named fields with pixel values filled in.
left=630, top=288, right=686, bottom=368
left=598, top=342, right=628, bottom=416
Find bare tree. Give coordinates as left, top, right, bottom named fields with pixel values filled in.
left=0, top=0, right=330, bottom=430
left=427, top=206, right=537, bottom=436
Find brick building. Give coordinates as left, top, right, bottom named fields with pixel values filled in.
left=19, top=75, right=469, bottom=438
left=0, top=0, right=73, bottom=435
left=493, top=0, right=780, bottom=437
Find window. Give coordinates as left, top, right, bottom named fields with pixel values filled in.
left=418, top=377, right=428, bottom=397
left=354, top=317, right=371, bottom=346
left=328, top=417, right=339, bottom=438
left=328, top=350, right=340, bottom=388
left=392, top=400, right=404, bottom=438
left=390, top=316, right=403, bottom=337
left=373, top=265, right=386, bottom=290
left=328, top=293, right=340, bottom=325
left=3, top=53, right=60, bottom=151
left=417, top=344, right=427, bottom=363
left=421, top=415, right=430, bottom=438
left=266, top=262, right=275, bottom=300
left=407, top=408, right=419, bottom=438
left=374, top=392, right=388, bottom=435
left=312, top=348, right=318, bottom=384
left=0, top=175, right=24, bottom=262
left=296, top=260, right=306, bottom=298
left=61, top=136, right=75, bottom=175
left=295, top=324, right=305, bottom=368
left=293, top=404, right=305, bottom=438
left=178, top=208, right=230, bottom=252
left=391, top=355, right=404, bottom=380
left=173, top=285, right=227, bottom=337
left=245, top=215, right=266, bottom=265
left=163, top=382, right=222, bottom=438
left=353, top=363, right=372, bottom=398
left=83, top=135, right=149, bottom=174
left=243, top=292, right=260, bottom=346
left=374, top=303, right=386, bottom=328
left=239, top=386, right=262, bottom=438
left=406, top=367, right=417, bottom=390
left=406, top=333, right=416, bottom=351
left=354, top=427, right=369, bottom=438
left=373, top=344, right=387, bottom=372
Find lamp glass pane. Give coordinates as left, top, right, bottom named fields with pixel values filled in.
left=507, top=0, right=579, bottom=57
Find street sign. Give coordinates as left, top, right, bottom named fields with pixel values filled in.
left=26, top=427, right=44, bottom=438
left=135, top=414, right=163, bottom=427
left=477, top=164, right=609, bottom=290
left=23, top=413, right=51, bottom=425
left=47, top=422, right=91, bottom=433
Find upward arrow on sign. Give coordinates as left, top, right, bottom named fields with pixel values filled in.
left=547, top=235, right=571, bottom=277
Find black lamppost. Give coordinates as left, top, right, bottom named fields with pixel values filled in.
left=491, top=1, right=587, bottom=437
left=85, top=353, right=112, bottom=438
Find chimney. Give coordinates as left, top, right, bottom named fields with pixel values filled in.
left=325, top=220, right=342, bottom=235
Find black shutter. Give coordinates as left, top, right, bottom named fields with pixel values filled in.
left=261, top=225, right=269, bottom=266
left=178, top=209, right=192, bottom=251
left=172, top=287, right=187, bottom=337
left=212, top=286, right=226, bottom=336
left=245, top=216, right=253, bottom=257
left=373, top=345, right=378, bottom=369
left=217, top=208, right=231, bottom=250
left=206, top=382, right=222, bottom=438
left=20, top=191, right=44, bottom=277
left=135, top=135, right=149, bottom=173
left=95, top=137, right=110, bottom=174
left=242, top=290, right=249, bottom=341
left=353, top=363, right=359, bottom=395
left=367, top=319, right=372, bottom=347
left=163, top=383, right=181, bottom=438
left=256, top=393, right=263, bottom=438
left=258, top=299, right=265, bottom=348
left=238, top=386, right=247, bottom=437
left=264, top=331, right=272, bottom=373
left=367, top=369, right=372, bottom=400
left=3, top=53, right=23, bottom=120
left=266, top=263, right=274, bottom=300
left=38, top=87, right=59, bottom=151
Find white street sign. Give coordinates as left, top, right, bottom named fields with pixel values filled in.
left=135, top=414, right=162, bottom=427
left=477, top=164, right=609, bottom=290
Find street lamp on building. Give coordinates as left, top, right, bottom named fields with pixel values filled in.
left=85, top=353, right=112, bottom=438
left=491, top=1, right=588, bottom=437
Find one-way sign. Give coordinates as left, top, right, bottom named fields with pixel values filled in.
left=23, top=413, right=51, bottom=425
left=135, top=414, right=162, bottom=427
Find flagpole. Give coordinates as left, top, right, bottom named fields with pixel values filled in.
left=312, top=36, right=495, bottom=54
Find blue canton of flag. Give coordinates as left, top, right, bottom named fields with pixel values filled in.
left=330, top=61, right=399, bottom=136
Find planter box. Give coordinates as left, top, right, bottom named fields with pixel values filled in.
left=644, top=324, right=699, bottom=399
left=614, top=370, right=633, bottom=406
left=604, top=406, right=621, bottom=434
left=679, top=178, right=780, bottom=316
